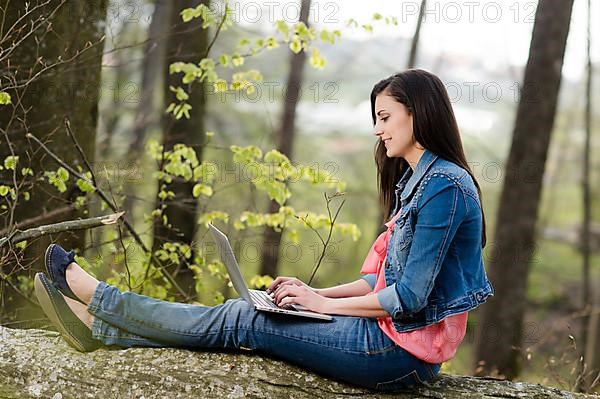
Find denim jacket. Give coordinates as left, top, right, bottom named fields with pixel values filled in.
left=362, top=149, right=494, bottom=332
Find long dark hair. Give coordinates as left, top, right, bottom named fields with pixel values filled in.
left=370, top=69, right=487, bottom=247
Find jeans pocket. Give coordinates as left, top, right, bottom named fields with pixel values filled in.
left=426, top=363, right=442, bottom=379
left=374, top=362, right=440, bottom=391
left=375, top=369, right=426, bottom=391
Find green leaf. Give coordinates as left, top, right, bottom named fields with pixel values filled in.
left=0, top=186, right=9, bottom=196
left=174, top=103, right=192, bottom=119
left=0, top=92, right=11, bottom=105
left=199, top=58, right=215, bottom=70
left=192, top=183, right=213, bottom=198
left=275, top=20, right=290, bottom=39
left=15, top=240, right=27, bottom=250
left=287, top=229, right=300, bottom=244
left=219, top=53, right=230, bottom=67
left=44, top=169, right=68, bottom=193
left=335, top=223, right=362, bottom=241
left=294, top=22, right=309, bottom=37
left=213, top=79, right=228, bottom=92
left=57, top=167, right=69, bottom=181
left=169, top=86, right=189, bottom=101
left=346, top=18, right=359, bottom=28
left=181, top=8, right=196, bottom=22
left=263, top=149, right=290, bottom=166
left=265, top=37, right=279, bottom=49
left=309, top=48, right=326, bottom=69
left=20, top=167, right=33, bottom=176
left=74, top=195, right=86, bottom=209
left=193, top=162, right=217, bottom=183
left=239, top=211, right=264, bottom=227
left=256, top=180, right=290, bottom=206
left=249, top=275, right=274, bottom=289
left=197, top=211, right=229, bottom=227
left=4, top=156, right=18, bottom=170
left=76, top=178, right=95, bottom=193
left=231, top=53, right=244, bottom=67
left=289, top=36, right=302, bottom=54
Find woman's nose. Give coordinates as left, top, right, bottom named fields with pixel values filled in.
left=373, top=128, right=383, bottom=137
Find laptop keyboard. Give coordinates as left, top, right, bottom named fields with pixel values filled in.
left=249, top=290, right=294, bottom=310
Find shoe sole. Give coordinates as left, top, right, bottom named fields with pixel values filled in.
left=34, top=273, right=89, bottom=352
left=44, top=244, right=54, bottom=278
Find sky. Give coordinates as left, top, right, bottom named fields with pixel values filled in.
left=230, top=0, right=598, bottom=81
left=222, top=0, right=598, bottom=138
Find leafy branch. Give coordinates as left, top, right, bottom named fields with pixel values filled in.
left=26, top=129, right=193, bottom=302
left=297, top=192, right=346, bottom=286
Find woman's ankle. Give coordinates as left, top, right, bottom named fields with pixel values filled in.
left=65, top=262, right=99, bottom=305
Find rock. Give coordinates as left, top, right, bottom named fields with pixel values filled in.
left=0, top=327, right=598, bottom=399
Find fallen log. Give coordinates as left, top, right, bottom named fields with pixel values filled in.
left=0, top=326, right=597, bottom=398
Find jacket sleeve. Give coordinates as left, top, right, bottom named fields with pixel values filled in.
left=361, top=273, right=377, bottom=290
left=377, top=176, right=467, bottom=318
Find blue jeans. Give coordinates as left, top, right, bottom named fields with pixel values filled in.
left=86, top=281, right=441, bottom=391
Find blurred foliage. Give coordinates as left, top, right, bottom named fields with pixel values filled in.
left=1, top=1, right=599, bottom=392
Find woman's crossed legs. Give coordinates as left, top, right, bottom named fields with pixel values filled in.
left=64, top=263, right=439, bottom=390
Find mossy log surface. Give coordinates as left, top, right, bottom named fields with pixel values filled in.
left=0, top=327, right=598, bottom=399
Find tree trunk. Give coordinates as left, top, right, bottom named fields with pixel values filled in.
left=473, top=0, right=575, bottom=379
left=0, top=0, right=108, bottom=325
left=124, top=0, right=172, bottom=217
left=259, top=0, right=311, bottom=278
left=151, top=0, right=209, bottom=298
left=407, top=0, right=426, bottom=69
left=581, top=0, right=598, bottom=391
left=1, top=326, right=597, bottom=398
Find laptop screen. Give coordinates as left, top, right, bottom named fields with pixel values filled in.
left=208, top=223, right=253, bottom=304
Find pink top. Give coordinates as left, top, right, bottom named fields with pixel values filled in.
left=361, top=210, right=468, bottom=364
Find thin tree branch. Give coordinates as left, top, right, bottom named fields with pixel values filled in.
left=26, top=132, right=193, bottom=302
left=0, top=204, right=75, bottom=237
left=306, top=192, right=346, bottom=285
left=64, top=117, right=98, bottom=189
left=203, top=3, right=229, bottom=59
left=0, top=211, right=125, bottom=247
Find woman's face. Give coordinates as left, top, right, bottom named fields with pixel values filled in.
left=373, top=92, right=418, bottom=159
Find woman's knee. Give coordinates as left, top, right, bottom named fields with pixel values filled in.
left=221, top=298, right=256, bottom=320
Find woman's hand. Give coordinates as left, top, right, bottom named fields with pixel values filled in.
left=270, top=283, right=330, bottom=314
left=266, top=276, right=316, bottom=295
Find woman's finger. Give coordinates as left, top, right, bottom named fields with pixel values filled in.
left=266, top=277, right=281, bottom=293
left=273, top=286, right=288, bottom=304
left=275, top=285, right=298, bottom=304
left=279, top=296, right=293, bottom=307
left=280, top=280, right=300, bottom=289
left=267, top=276, right=291, bottom=293
left=272, top=280, right=297, bottom=299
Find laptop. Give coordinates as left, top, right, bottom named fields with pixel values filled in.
left=208, top=223, right=332, bottom=321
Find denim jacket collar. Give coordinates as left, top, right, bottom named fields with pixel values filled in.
left=397, top=149, right=439, bottom=205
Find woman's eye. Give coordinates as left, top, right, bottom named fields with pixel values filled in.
left=381, top=117, right=389, bottom=122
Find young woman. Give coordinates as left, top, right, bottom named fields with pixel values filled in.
left=34, top=69, right=493, bottom=391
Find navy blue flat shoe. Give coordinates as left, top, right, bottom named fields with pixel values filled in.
left=34, top=272, right=101, bottom=352
left=44, top=243, right=84, bottom=304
